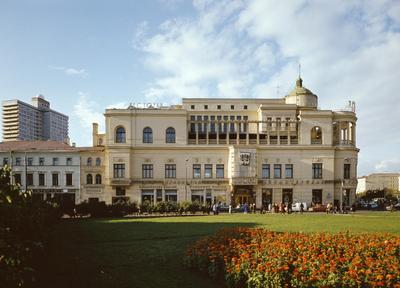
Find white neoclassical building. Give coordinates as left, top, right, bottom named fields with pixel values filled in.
left=82, top=77, right=359, bottom=208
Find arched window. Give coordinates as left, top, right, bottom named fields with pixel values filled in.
left=166, top=127, right=176, bottom=143
left=86, top=174, right=93, bottom=184
left=95, top=174, right=102, bottom=184
left=96, top=157, right=101, bottom=166
left=311, top=126, right=322, bottom=144
left=115, top=126, right=126, bottom=143
left=143, top=127, right=153, bottom=143
left=87, top=157, right=92, bottom=166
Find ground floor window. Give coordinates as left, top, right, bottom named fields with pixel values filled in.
left=165, top=189, right=177, bottom=202
left=282, top=188, right=293, bottom=204
left=156, top=189, right=163, bottom=202
left=262, top=188, right=273, bottom=207
left=141, top=189, right=154, bottom=204
left=312, top=189, right=323, bottom=204
left=191, top=190, right=204, bottom=203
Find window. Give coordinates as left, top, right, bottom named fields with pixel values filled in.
left=210, top=116, right=216, bottom=133
left=15, top=157, right=21, bottom=166
left=116, top=187, right=126, bottom=196
left=204, top=164, right=212, bottom=178
left=52, top=173, right=59, bottom=186
left=165, top=164, right=176, bottom=178
left=267, top=117, right=272, bottom=127
left=156, top=189, right=163, bottom=202
left=52, top=158, right=59, bottom=166
left=285, top=117, right=291, bottom=127
left=166, top=127, right=176, bottom=143
left=143, top=127, right=153, bottom=143
left=276, top=117, right=281, bottom=128
left=312, top=163, right=323, bottom=179
left=95, top=174, right=102, bottom=184
left=344, top=164, right=351, bottom=179
left=230, top=115, right=235, bottom=132
left=231, top=105, right=234, bottom=110
left=262, top=164, right=270, bottom=179
left=285, top=164, right=293, bottom=179
left=312, top=189, right=323, bottom=204
left=204, top=105, right=208, bottom=110
left=3, top=157, right=8, bottom=165
left=311, top=126, right=322, bottom=144
left=142, top=164, right=153, bottom=178
left=191, top=105, right=195, bottom=110
left=165, top=189, right=177, bottom=202
left=86, top=174, right=93, bottom=184
left=96, top=158, right=101, bottom=166
left=27, top=173, right=33, bottom=186
left=39, top=173, right=45, bottom=186
left=274, top=164, right=282, bottom=179
left=244, top=105, right=248, bottom=110
left=115, top=127, right=126, bottom=143
left=39, top=157, right=44, bottom=166
left=193, top=164, right=201, bottom=178
left=87, top=157, right=92, bottom=166
left=217, top=105, right=221, bottom=110
left=27, top=158, right=33, bottom=166
left=14, top=173, right=21, bottom=185
left=216, top=164, right=224, bottom=178
left=141, top=189, right=154, bottom=203
left=113, top=164, right=125, bottom=178
left=66, top=173, right=73, bottom=186
left=66, top=158, right=72, bottom=166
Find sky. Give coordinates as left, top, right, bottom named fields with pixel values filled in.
left=0, top=0, right=399, bottom=176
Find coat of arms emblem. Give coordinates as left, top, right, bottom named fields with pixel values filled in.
left=239, top=152, right=251, bottom=166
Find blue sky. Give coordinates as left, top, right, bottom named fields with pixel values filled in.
left=1, top=0, right=400, bottom=176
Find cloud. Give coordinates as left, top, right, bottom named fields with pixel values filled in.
left=375, top=159, right=400, bottom=172
left=49, top=65, right=88, bottom=77
left=73, top=92, right=104, bottom=132
left=134, top=0, right=400, bottom=175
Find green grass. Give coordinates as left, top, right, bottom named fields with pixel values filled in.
left=39, top=212, right=400, bottom=288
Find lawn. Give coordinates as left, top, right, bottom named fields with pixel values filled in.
left=38, top=212, right=400, bottom=288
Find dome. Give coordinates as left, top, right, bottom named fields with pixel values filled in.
left=285, top=77, right=318, bottom=108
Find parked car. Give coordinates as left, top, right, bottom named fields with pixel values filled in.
left=291, top=202, right=308, bottom=212
left=386, top=202, right=400, bottom=211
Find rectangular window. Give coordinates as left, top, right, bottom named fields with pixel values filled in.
left=262, top=164, right=270, bottom=179
left=193, top=164, right=201, bottom=178
left=142, top=164, right=153, bottom=178
left=165, top=164, right=176, bottom=178
left=15, top=157, right=21, bottom=166
left=27, top=158, right=33, bottom=166
left=66, top=173, right=73, bottom=186
left=197, top=115, right=202, bottom=133
left=204, top=164, right=212, bottom=178
left=190, top=115, right=196, bottom=133
left=165, top=189, right=177, bottom=202
left=285, top=117, right=291, bottom=127
left=156, top=189, right=163, bottom=202
left=3, top=157, right=8, bottom=165
left=14, top=173, right=22, bottom=185
left=113, top=164, right=125, bottom=178
left=230, top=105, right=234, bottom=110
left=312, top=189, right=323, bottom=204
left=39, top=157, right=44, bottom=166
left=39, top=173, right=45, bottom=186
left=52, top=173, right=59, bottom=186
left=66, top=158, right=72, bottom=166
left=190, top=105, right=195, bottom=110
left=216, top=164, right=224, bottom=178
left=312, top=163, right=323, bottom=179
left=244, top=105, right=248, bottom=110
left=344, top=164, right=350, bottom=179
left=230, top=115, right=235, bottom=132
left=217, top=105, right=221, bottom=110
left=204, top=105, right=208, bottom=110
left=210, top=116, right=216, bottom=133
left=27, top=173, right=33, bottom=186
left=52, top=157, right=59, bottom=166
left=116, top=187, right=126, bottom=196
left=274, top=164, right=281, bottom=179
left=285, top=164, right=293, bottom=179
left=267, top=117, right=272, bottom=127
left=141, top=189, right=154, bottom=203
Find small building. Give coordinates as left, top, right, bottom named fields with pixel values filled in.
left=357, top=173, right=400, bottom=194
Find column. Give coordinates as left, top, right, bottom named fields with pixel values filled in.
left=226, top=121, right=229, bottom=143
left=236, top=121, right=239, bottom=145
left=256, top=122, right=260, bottom=144
left=206, top=120, right=209, bottom=145
left=246, top=121, right=249, bottom=145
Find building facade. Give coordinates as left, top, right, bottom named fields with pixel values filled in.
left=2, top=95, right=69, bottom=142
left=85, top=78, right=359, bottom=208
left=357, top=173, right=400, bottom=194
left=0, top=141, right=80, bottom=204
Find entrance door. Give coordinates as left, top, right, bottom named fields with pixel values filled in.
left=282, top=189, right=293, bottom=204
left=262, top=188, right=273, bottom=207
left=234, top=186, right=254, bottom=206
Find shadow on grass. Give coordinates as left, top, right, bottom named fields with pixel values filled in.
left=37, top=218, right=256, bottom=288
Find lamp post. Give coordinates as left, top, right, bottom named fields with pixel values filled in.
left=185, top=158, right=189, bottom=201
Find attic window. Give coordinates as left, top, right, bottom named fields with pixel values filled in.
left=217, top=105, right=221, bottom=110
left=244, top=105, right=248, bottom=110
left=191, top=105, right=195, bottom=110
left=231, top=105, right=234, bottom=110
left=204, top=105, right=208, bottom=110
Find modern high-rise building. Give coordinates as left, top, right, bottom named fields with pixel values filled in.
left=2, top=95, right=69, bottom=142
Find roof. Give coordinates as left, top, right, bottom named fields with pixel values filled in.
left=78, top=146, right=105, bottom=152
left=0, top=140, right=76, bottom=152
left=287, top=77, right=316, bottom=97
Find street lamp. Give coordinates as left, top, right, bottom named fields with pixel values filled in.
left=185, top=158, right=189, bottom=201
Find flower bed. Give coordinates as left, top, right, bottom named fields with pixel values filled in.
left=184, top=227, right=400, bottom=287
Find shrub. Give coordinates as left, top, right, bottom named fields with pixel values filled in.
left=184, top=227, right=400, bottom=288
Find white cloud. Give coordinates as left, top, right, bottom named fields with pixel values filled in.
left=375, top=159, right=400, bottom=172
left=134, top=0, right=400, bottom=175
left=49, top=65, right=88, bottom=77
left=73, top=92, right=104, bottom=133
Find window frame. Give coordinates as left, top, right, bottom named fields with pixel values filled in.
left=166, top=127, right=176, bottom=143
left=143, top=127, right=153, bottom=144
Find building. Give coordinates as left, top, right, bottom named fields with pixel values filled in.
left=0, top=141, right=80, bottom=204
left=84, top=77, right=359, bottom=207
left=357, top=173, right=400, bottom=194
left=2, top=95, right=69, bottom=142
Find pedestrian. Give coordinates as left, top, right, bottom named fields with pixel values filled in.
left=228, top=204, right=232, bottom=214
left=300, top=202, right=304, bottom=214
